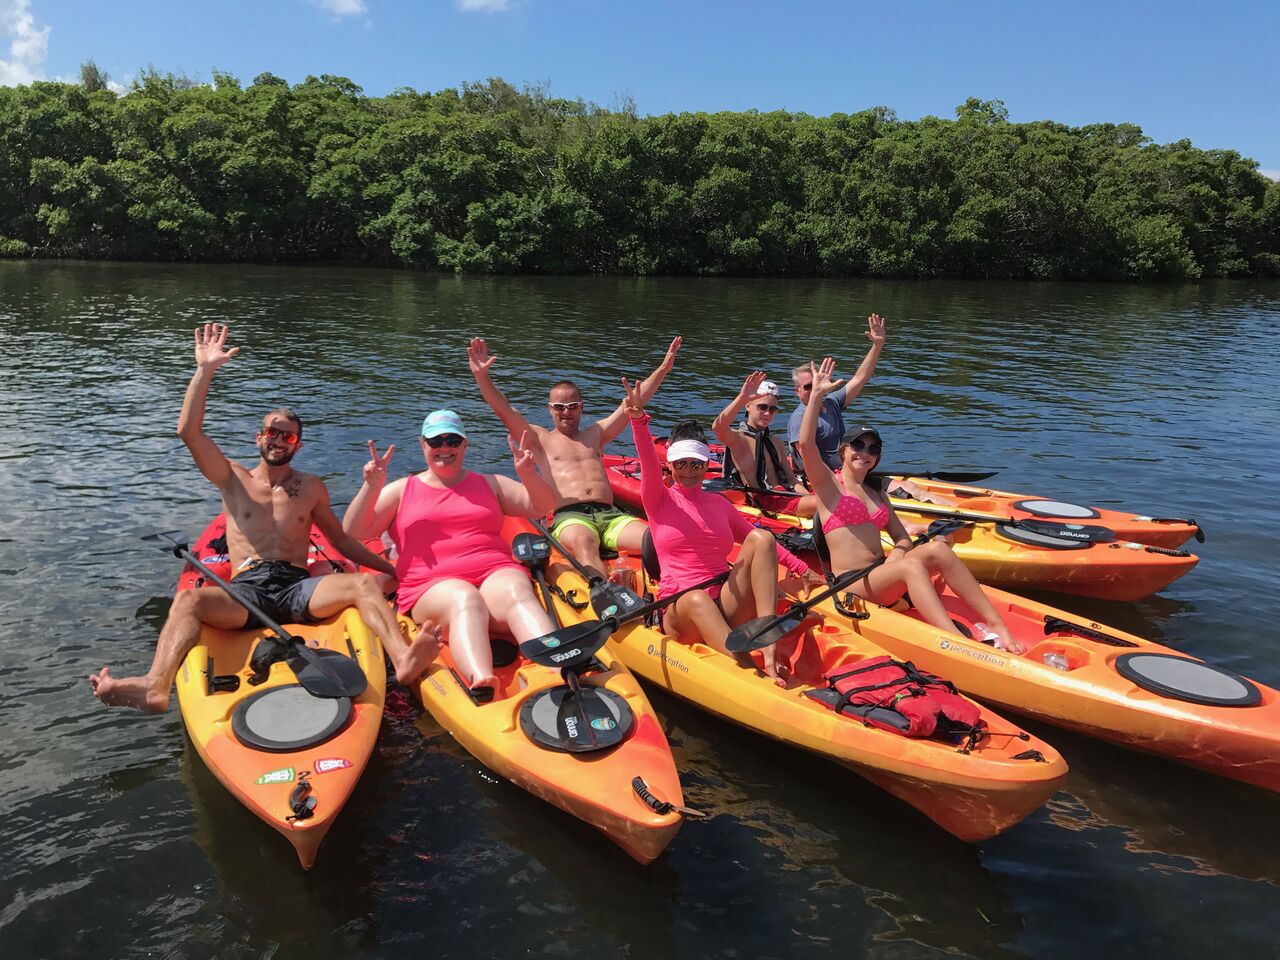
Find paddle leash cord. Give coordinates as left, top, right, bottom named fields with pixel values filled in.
left=631, top=777, right=707, bottom=820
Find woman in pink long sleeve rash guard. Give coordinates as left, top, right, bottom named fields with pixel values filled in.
left=623, top=379, right=809, bottom=684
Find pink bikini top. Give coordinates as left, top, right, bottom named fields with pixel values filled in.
left=822, top=493, right=890, bottom=534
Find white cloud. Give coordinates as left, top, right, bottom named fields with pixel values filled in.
left=1259, top=168, right=1280, bottom=183
left=315, top=0, right=368, bottom=17
left=457, top=0, right=510, bottom=12
left=0, top=0, right=50, bottom=85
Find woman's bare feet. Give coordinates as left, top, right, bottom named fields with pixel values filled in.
left=88, top=667, right=170, bottom=714
left=394, top=621, right=441, bottom=685
left=991, top=622, right=1025, bottom=655
left=759, top=644, right=791, bottom=688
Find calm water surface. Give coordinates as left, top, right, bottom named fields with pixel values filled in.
left=1, top=262, right=1278, bottom=959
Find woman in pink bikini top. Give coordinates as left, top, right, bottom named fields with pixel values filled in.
left=343, top=409, right=560, bottom=696
left=797, top=358, right=1024, bottom=654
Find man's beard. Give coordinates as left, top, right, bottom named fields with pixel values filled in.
left=260, top=444, right=298, bottom=466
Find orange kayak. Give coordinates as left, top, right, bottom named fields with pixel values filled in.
left=408, top=519, right=686, bottom=864
left=525, top=525, right=1068, bottom=842
left=803, top=581, right=1280, bottom=793
left=602, top=458, right=1198, bottom=602
left=175, top=516, right=385, bottom=869
left=886, top=475, right=1203, bottom=550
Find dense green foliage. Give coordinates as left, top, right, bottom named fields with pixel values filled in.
left=1, top=73, right=1277, bottom=280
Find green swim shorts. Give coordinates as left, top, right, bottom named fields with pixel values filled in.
left=550, top=501, right=641, bottom=552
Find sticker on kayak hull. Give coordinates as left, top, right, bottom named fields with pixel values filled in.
left=313, top=758, right=353, bottom=775
left=590, top=718, right=617, bottom=731
left=256, top=766, right=296, bottom=785
left=939, top=638, right=1007, bottom=669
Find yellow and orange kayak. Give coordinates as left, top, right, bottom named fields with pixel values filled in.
left=407, top=521, right=686, bottom=864
left=532, top=537, right=1068, bottom=842
left=175, top=517, right=385, bottom=869
left=729, top=498, right=1194, bottom=604
left=803, top=581, right=1280, bottom=793
left=603, top=455, right=1200, bottom=601
left=887, top=475, right=1203, bottom=550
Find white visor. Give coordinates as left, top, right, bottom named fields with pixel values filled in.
left=666, top=439, right=711, bottom=463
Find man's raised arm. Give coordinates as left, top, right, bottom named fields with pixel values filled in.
left=840, top=314, right=887, bottom=410
left=177, top=323, right=238, bottom=488
left=468, top=337, right=535, bottom=437
left=599, top=336, right=682, bottom=441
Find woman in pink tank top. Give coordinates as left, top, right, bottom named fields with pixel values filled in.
left=797, top=359, right=1022, bottom=653
left=343, top=410, right=560, bottom=695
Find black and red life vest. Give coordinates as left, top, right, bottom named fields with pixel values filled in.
left=815, top=656, right=982, bottom=738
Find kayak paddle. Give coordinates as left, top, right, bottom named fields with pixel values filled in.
left=142, top=531, right=367, bottom=699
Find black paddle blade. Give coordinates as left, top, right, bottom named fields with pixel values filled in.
left=519, top=619, right=615, bottom=669
left=141, top=530, right=190, bottom=558
left=556, top=684, right=628, bottom=750
left=511, top=533, right=552, bottom=570
left=284, top=645, right=368, bottom=699
left=1014, top=518, right=1115, bottom=543
left=725, top=614, right=806, bottom=653
left=589, top=579, right=645, bottom=619
left=920, top=519, right=970, bottom=542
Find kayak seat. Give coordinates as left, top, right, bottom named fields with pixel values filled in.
left=804, top=687, right=912, bottom=733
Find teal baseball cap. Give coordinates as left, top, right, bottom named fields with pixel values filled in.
left=421, top=409, right=467, bottom=440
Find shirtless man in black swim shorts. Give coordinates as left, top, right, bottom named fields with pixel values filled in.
left=90, top=323, right=437, bottom=713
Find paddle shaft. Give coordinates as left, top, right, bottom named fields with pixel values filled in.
left=146, top=533, right=358, bottom=694
left=530, top=518, right=603, bottom=584
left=163, top=539, right=297, bottom=644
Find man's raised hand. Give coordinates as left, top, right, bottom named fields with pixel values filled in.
left=362, top=441, right=396, bottom=486
left=194, top=323, right=239, bottom=371
left=865, top=313, right=886, bottom=345
left=468, top=337, right=497, bottom=377
left=738, top=370, right=766, bottom=403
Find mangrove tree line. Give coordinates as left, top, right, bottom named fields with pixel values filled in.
left=1, top=71, right=1277, bottom=280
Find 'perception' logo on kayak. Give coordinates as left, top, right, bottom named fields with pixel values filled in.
left=313, top=758, right=352, bottom=775
left=256, top=766, right=295, bottom=785
left=646, top=644, right=690, bottom=673
left=939, top=638, right=1007, bottom=668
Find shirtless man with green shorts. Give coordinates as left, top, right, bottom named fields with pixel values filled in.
left=468, top=335, right=681, bottom=578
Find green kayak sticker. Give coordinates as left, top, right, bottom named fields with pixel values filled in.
left=255, top=766, right=295, bottom=785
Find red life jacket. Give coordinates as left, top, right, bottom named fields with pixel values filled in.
left=817, top=656, right=982, bottom=738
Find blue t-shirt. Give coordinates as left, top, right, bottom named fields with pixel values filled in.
left=787, top=385, right=847, bottom=470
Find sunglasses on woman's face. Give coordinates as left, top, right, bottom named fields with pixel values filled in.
left=261, top=427, right=299, bottom=445
left=849, top=438, right=881, bottom=456
left=671, top=459, right=707, bottom=472
left=425, top=434, right=465, bottom=449
left=549, top=401, right=582, bottom=412
left=755, top=403, right=780, bottom=415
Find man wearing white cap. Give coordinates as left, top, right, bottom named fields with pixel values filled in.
left=467, top=334, right=683, bottom=578
left=712, top=371, right=803, bottom=492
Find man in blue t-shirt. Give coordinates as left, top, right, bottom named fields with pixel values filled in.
left=786, top=314, right=887, bottom=472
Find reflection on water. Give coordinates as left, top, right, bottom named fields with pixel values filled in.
left=1, top=262, right=1279, bottom=959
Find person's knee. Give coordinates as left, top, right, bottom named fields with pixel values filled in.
left=900, top=556, right=930, bottom=584
left=454, top=588, right=488, bottom=619
left=744, top=527, right=778, bottom=554
left=352, top=573, right=385, bottom=602
left=561, top=525, right=599, bottom=555
left=172, top=589, right=204, bottom=619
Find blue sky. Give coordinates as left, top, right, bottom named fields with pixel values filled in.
left=3, top=0, right=1277, bottom=177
